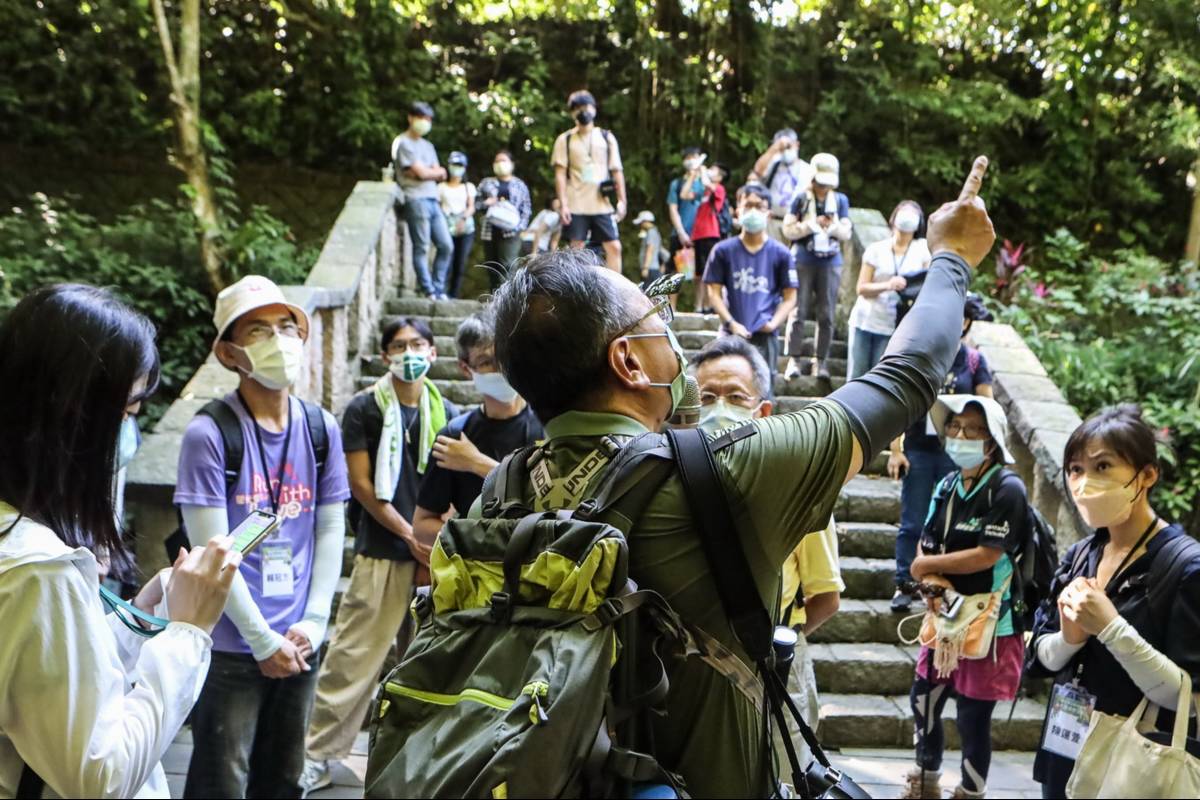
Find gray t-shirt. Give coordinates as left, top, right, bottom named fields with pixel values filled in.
left=392, top=134, right=440, bottom=201
left=639, top=226, right=664, bottom=272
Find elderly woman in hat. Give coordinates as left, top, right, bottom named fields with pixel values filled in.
left=900, top=394, right=1031, bottom=800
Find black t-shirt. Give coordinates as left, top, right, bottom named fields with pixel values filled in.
left=1031, top=524, right=1200, bottom=785
left=341, top=391, right=459, bottom=561
left=919, top=466, right=1027, bottom=600
left=417, top=405, right=545, bottom=517
left=905, top=344, right=993, bottom=453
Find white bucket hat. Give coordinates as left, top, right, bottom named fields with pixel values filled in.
left=811, top=152, right=840, bottom=188
left=212, top=275, right=310, bottom=351
left=929, top=394, right=1016, bottom=465
left=633, top=211, right=656, bottom=225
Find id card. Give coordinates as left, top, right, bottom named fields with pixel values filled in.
left=1041, top=682, right=1096, bottom=760
left=261, top=541, right=294, bottom=598
left=582, top=163, right=601, bottom=185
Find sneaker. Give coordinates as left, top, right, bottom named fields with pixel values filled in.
left=784, top=358, right=803, bottom=379
left=299, top=759, right=332, bottom=796
left=815, top=360, right=830, bottom=379
left=950, top=784, right=987, bottom=799
left=900, top=768, right=942, bottom=799
left=891, top=588, right=913, bottom=613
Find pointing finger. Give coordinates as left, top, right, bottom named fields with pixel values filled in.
left=958, top=155, right=989, bottom=203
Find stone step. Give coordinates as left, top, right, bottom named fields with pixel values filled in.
left=836, top=476, right=901, bottom=524
left=387, top=296, right=484, bottom=317
left=839, top=556, right=897, bottom=600
left=808, top=598, right=907, bottom=645
left=818, top=694, right=1046, bottom=751
left=811, top=642, right=917, bottom=695
left=836, top=521, right=898, bottom=559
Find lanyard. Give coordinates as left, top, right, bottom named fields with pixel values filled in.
left=1104, top=516, right=1161, bottom=592
left=892, top=240, right=912, bottom=276
left=237, top=391, right=293, bottom=514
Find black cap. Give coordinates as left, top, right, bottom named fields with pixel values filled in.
left=447, top=151, right=468, bottom=166
left=568, top=90, right=596, bottom=110
left=409, top=101, right=434, bottom=119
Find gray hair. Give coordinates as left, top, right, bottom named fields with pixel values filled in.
left=455, top=311, right=494, bottom=362
left=491, top=249, right=642, bottom=422
left=689, top=335, right=772, bottom=399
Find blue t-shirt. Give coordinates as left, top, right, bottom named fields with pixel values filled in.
left=791, top=191, right=851, bottom=268
left=701, top=237, right=798, bottom=334
left=667, top=176, right=706, bottom=236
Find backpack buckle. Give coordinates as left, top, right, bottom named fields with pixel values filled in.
left=490, top=592, right=512, bottom=622
left=575, top=499, right=598, bottom=520
left=483, top=497, right=501, bottom=516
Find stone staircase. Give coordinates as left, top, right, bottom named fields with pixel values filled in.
left=333, top=293, right=1046, bottom=753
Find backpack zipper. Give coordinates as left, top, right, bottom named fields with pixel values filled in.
left=523, top=680, right=550, bottom=725
left=384, top=680, right=551, bottom=724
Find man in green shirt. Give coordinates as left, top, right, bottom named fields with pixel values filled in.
left=487, top=158, right=995, bottom=796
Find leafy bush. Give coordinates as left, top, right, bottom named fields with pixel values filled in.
left=986, top=229, right=1200, bottom=530
left=0, top=194, right=316, bottom=425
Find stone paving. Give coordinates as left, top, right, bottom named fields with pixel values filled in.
left=161, top=727, right=1043, bottom=798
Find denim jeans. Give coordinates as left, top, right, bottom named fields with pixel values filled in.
left=849, top=327, right=891, bottom=379
left=184, top=650, right=321, bottom=798
left=895, top=447, right=956, bottom=586
left=403, top=197, right=453, bottom=296
left=787, top=262, right=843, bottom=362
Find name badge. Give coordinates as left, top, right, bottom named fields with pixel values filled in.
left=261, top=541, right=294, bottom=599
left=1041, top=682, right=1096, bottom=760
left=582, top=163, right=601, bottom=185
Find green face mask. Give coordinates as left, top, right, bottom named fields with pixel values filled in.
left=626, top=327, right=689, bottom=416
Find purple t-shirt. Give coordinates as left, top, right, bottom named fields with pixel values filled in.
left=702, top=237, right=798, bottom=334
left=174, top=392, right=351, bottom=654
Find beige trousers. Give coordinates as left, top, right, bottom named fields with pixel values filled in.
left=305, top=554, right=416, bottom=761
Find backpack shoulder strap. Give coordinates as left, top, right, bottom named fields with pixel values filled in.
left=480, top=445, right=538, bottom=517
left=665, top=426, right=773, bottom=664
left=299, top=399, right=329, bottom=476
left=1147, top=533, right=1200, bottom=618
left=196, top=399, right=243, bottom=492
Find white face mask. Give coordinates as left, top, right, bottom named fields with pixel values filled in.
left=895, top=211, right=920, bottom=233
left=699, top=397, right=759, bottom=435
left=781, top=148, right=798, bottom=165
left=472, top=370, right=519, bottom=403
left=493, top=161, right=514, bottom=178
left=235, top=334, right=304, bottom=391
left=944, top=437, right=987, bottom=470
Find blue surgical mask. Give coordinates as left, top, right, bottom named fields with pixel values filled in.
left=117, top=415, right=139, bottom=470
left=741, top=209, right=768, bottom=234
left=945, top=437, right=987, bottom=470
left=699, top=398, right=758, bottom=435
left=626, top=327, right=689, bottom=416
left=471, top=370, right=519, bottom=403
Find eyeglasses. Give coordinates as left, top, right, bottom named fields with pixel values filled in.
left=616, top=297, right=674, bottom=338
left=242, top=320, right=302, bottom=344
left=386, top=339, right=432, bottom=356
left=945, top=421, right=989, bottom=439
left=467, top=354, right=498, bottom=372
left=701, top=391, right=760, bottom=409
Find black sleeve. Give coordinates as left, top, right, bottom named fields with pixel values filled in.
left=978, top=475, right=1027, bottom=552
left=828, top=252, right=971, bottom=456
left=1164, top=563, right=1200, bottom=683
left=341, top=396, right=369, bottom=453
left=416, top=424, right=455, bottom=515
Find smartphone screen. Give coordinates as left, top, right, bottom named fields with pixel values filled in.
left=231, top=510, right=280, bottom=555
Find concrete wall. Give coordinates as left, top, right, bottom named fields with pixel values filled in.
left=125, top=180, right=407, bottom=575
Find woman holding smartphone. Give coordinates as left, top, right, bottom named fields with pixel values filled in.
left=0, top=284, right=239, bottom=798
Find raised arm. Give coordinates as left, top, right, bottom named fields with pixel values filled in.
left=828, top=156, right=995, bottom=482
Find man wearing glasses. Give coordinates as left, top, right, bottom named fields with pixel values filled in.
left=176, top=275, right=351, bottom=798
left=701, top=183, right=798, bottom=391
left=300, top=317, right=458, bottom=795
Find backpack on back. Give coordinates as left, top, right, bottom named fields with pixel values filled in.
left=365, top=432, right=710, bottom=798
left=716, top=195, right=734, bottom=239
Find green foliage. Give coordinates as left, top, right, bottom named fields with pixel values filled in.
left=989, top=230, right=1200, bottom=530
left=0, top=194, right=317, bottom=424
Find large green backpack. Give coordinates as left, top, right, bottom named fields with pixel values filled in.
left=364, top=431, right=763, bottom=798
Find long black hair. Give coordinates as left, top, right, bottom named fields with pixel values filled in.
left=0, top=284, right=159, bottom=566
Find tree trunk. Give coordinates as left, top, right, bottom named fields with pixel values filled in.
left=1186, top=157, right=1200, bottom=266
left=151, top=0, right=226, bottom=295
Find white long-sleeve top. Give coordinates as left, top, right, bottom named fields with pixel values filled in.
left=0, top=507, right=210, bottom=798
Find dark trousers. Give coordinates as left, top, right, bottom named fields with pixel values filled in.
left=447, top=232, right=475, bottom=298
left=911, top=676, right=996, bottom=793
left=184, top=650, right=321, bottom=799
left=748, top=329, right=780, bottom=398
left=787, top=262, right=843, bottom=362
left=484, top=235, right=522, bottom=291
left=896, top=447, right=956, bottom=586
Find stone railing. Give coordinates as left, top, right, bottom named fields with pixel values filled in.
left=838, top=208, right=1087, bottom=545
left=125, top=180, right=409, bottom=574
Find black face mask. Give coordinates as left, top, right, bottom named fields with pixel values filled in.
left=574, top=109, right=595, bottom=125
